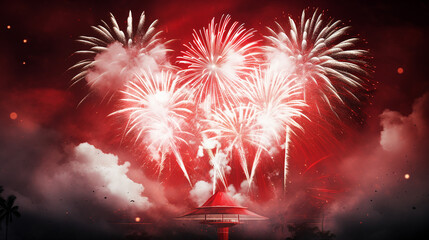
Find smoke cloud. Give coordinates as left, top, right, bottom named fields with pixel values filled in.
left=189, top=180, right=212, bottom=206
left=86, top=42, right=169, bottom=95
left=36, top=142, right=152, bottom=212
left=189, top=180, right=251, bottom=206
left=325, top=93, right=429, bottom=240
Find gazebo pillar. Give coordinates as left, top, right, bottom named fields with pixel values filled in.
left=217, top=226, right=229, bottom=240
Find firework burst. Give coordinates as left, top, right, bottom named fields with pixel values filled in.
left=264, top=9, right=368, bottom=191
left=265, top=9, right=368, bottom=113
left=179, top=15, right=261, bottom=112
left=203, top=104, right=266, bottom=185
left=71, top=11, right=170, bottom=100
left=243, top=67, right=306, bottom=141
left=242, top=67, right=307, bottom=187
left=70, top=8, right=373, bottom=196
left=110, top=70, right=193, bottom=185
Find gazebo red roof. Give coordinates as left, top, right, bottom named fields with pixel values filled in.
left=202, top=191, right=238, bottom=207
left=179, top=191, right=267, bottom=220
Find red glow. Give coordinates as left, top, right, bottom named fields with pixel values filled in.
left=0, top=1, right=427, bottom=239
left=10, top=112, right=18, bottom=120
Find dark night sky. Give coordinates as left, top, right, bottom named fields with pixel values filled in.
left=0, top=0, right=428, bottom=239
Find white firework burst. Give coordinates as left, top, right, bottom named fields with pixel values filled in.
left=179, top=15, right=261, bottom=112
left=242, top=67, right=307, bottom=187
left=243, top=67, right=306, bottom=143
left=71, top=11, right=170, bottom=99
left=265, top=9, right=368, bottom=112
left=203, top=103, right=266, bottom=183
left=111, top=70, right=193, bottom=185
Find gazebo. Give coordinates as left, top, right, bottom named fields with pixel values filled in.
left=177, top=191, right=267, bottom=240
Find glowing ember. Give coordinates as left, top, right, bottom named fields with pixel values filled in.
left=397, top=67, right=404, bottom=74
left=135, top=217, right=141, bottom=222
left=10, top=112, right=18, bottom=120
left=404, top=173, right=410, bottom=179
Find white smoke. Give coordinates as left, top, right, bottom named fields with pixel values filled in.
left=326, top=93, right=429, bottom=238
left=209, top=150, right=231, bottom=177
left=189, top=180, right=251, bottom=206
left=227, top=182, right=251, bottom=205
left=86, top=42, right=169, bottom=96
left=380, top=94, right=427, bottom=152
left=264, top=47, right=295, bottom=75
left=189, top=180, right=212, bottom=206
left=201, top=138, right=221, bottom=150
left=34, top=142, right=152, bottom=214
left=72, top=143, right=151, bottom=209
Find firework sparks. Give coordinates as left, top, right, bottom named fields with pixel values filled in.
left=70, top=8, right=372, bottom=196
left=199, top=137, right=230, bottom=193
left=111, top=70, right=193, bottom=185
left=242, top=67, right=307, bottom=187
left=210, top=148, right=230, bottom=194
left=283, top=125, right=291, bottom=190
left=203, top=104, right=266, bottom=184
left=71, top=11, right=170, bottom=100
left=265, top=9, right=368, bottom=113
left=264, top=9, right=368, bottom=191
left=179, top=15, right=260, bottom=112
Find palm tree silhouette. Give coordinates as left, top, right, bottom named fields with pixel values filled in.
left=0, top=195, right=21, bottom=240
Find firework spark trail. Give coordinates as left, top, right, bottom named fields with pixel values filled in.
left=265, top=9, right=367, bottom=113
left=200, top=137, right=220, bottom=194
left=210, top=148, right=218, bottom=194
left=243, top=67, right=306, bottom=187
left=158, top=151, right=167, bottom=178
left=209, top=148, right=229, bottom=194
left=71, top=9, right=371, bottom=193
left=179, top=15, right=261, bottom=112
left=110, top=70, right=193, bottom=185
left=264, top=9, right=368, bottom=191
left=284, top=125, right=291, bottom=192
left=71, top=11, right=170, bottom=100
left=203, top=104, right=265, bottom=184
left=249, top=146, right=263, bottom=189
left=200, top=136, right=228, bottom=193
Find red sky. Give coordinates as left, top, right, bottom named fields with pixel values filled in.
left=0, top=0, right=428, bottom=239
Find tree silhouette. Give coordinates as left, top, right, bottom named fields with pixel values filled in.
left=0, top=195, right=21, bottom=240
left=285, top=223, right=335, bottom=240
